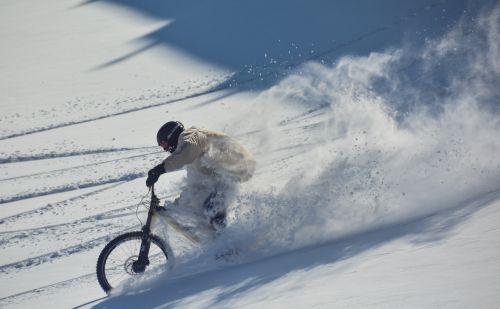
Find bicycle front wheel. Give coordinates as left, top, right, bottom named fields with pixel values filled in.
left=96, top=231, right=169, bottom=293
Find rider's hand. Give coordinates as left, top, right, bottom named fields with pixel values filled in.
left=146, top=164, right=166, bottom=187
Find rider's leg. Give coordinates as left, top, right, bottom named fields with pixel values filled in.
left=203, top=191, right=227, bottom=233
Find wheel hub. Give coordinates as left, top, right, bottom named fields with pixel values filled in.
left=124, top=256, right=142, bottom=275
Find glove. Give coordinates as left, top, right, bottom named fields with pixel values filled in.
left=146, top=164, right=166, bottom=187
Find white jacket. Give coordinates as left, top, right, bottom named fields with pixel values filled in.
left=162, top=127, right=256, bottom=182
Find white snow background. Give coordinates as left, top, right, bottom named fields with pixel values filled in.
left=1, top=0, right=500, bottom=308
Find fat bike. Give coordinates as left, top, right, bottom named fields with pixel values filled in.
left=96, top=185, right=200, bottom=293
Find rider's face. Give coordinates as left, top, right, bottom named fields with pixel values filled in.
left=159, top=140, right=169, bottom=152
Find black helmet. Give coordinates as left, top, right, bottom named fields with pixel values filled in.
left=156, top=121, right=184, bottom=153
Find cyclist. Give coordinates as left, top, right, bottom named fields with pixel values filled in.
left=146, top=121, right=256, bottom=235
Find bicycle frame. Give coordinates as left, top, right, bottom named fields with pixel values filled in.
left=133, top=185, right=161, bottom=273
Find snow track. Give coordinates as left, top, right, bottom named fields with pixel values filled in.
left=0, top=273, right=101, bottom=307
left=0, top=147, right=151, bottom=164
left=0, top=138, right=163, bottom=300
left=0, top=74, right=231, bottom=141
left=0, top=149, right=165, bottom=204
left=2, top=0, right=499, bottom=307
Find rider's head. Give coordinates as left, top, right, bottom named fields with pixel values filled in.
left=156, top=121, right=185, bottom=153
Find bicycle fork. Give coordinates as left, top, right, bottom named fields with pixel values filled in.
left=133, top=228, right=152, bottom=273
left=132, top=191, right=159, bottom=273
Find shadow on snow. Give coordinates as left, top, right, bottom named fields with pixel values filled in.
left=93, top=189, right=500, bottom=308
left=77, top=0, right=473, bottom=92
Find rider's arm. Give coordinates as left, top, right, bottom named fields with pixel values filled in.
left=162, top=129, right=207, bottom=172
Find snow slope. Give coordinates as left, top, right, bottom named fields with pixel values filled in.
left=1, top=0, right=499, bottom=308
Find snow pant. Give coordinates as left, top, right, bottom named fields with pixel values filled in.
left=202, top=189, right=229, bottom=231
left=175, top=173, right=238, bottom=233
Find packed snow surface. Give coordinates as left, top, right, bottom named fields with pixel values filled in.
left=1, top=0, right=499, bottom=308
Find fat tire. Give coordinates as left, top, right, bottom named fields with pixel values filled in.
left=96, top=231, right=168, bottom=293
